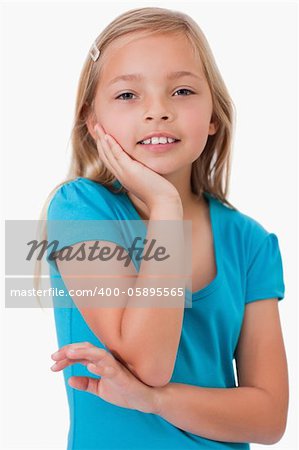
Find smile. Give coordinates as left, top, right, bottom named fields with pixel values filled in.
left=137, top=140, right=180, bottom=153
left=138, top=136, right=180, bottom=145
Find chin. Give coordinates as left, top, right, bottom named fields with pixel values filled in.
left=130, top=152, right=178, bottom=173
left=142, top=162, right=177, bottom=175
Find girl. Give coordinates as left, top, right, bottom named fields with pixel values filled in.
left=46, top=6, right=288, bottom=450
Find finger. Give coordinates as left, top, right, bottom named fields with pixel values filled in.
left=95, top=123, right=134, bottom=166
left=95, top=124, right=139, bottom=173
left=93, top=125, right=121, bottom=175
left=105, top=135, right=148, bottom=178
left=62, top=348, right=123, bottom=382
left=50, top=354, right=114, bottom=372
left=94, top=124, right=118, bottom=170
left=94, top=123, right=106, bottom=140
left=65, top=346, right=110, bottom=365
left=68, top=376, right=100, bottom=395
left=51, top=342, right=93, bottom=360
left=87, top=362, right=117, bottom=377
left=96, top=136, right=120, bottom=175
left=104, top=134, right=134, bottom=165
left=50, top=357, right=89, bottom=371
left=90, top=360, right=130, bottom=389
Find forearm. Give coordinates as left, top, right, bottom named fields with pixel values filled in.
left=120, top=201, right=186, bottom=384
left=154, top=383, right=282, bottom=445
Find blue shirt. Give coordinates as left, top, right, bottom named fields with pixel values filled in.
left=47, top=177, right=285, bottom=450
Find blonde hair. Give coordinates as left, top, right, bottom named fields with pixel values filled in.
left=35, top=6, right=238, bottom=298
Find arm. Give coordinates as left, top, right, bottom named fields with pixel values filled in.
left=153, top=299, right=289, bottom=445
left=120, top=200, right=186, bottom=386
left=56, top=200, right=186, bottom=387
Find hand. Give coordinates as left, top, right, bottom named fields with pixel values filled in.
left=94, top=124, right=182, bottom=212
left=51, top=342, right=160, bottom=414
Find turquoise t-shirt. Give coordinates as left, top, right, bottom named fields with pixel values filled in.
left=47, top=177, right=285, bottom=450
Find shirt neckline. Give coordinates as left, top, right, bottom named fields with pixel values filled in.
left=191, top=192, right=223, bottom=301
left=123, top=190, right=223, bottom=302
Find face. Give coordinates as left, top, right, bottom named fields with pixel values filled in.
left=87, top=32, right=217, bottom=175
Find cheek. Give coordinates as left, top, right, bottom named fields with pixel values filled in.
left=98, top=105, right=134, bottom=146
left=182, top=105, right=212, bottom=140
left=189, top=122, right=210, bottom=143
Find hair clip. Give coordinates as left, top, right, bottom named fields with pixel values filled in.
left=89, top=42, right=100, bottom=62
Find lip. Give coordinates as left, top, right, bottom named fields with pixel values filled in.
left=137, top=131, right=180, bottom=143
left=137, top=141, right=180, bottom=153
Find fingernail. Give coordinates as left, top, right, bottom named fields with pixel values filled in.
left=51, top=351, right=59, bottom=357
left=50, top=363, right=58, bottom=370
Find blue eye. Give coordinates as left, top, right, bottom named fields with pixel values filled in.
left=173, top=88, right=194, bottom=96
left=116, top=92, right=136, bottom=100
left=115, top=88, right=195, bottom=101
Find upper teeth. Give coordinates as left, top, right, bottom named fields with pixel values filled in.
left=140, top=136, right=177, bottom=145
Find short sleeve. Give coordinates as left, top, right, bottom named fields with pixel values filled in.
left=46, top=179, right=134, bottom=272
left=245, top=232, right=285, bottom=304
left=47, top=178, right=117, bottom=222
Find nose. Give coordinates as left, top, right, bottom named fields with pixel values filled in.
left=143, top=98, right=175, bottom=123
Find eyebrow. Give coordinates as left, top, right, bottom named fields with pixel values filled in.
left=108, top=70, right=203, bottom=86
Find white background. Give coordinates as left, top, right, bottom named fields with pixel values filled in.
left=1, top=0, right=298, bottom=449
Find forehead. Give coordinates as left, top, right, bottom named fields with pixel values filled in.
left=99, top=32, right=204, bottom=80
left=105, top=31, right=195, bottom=53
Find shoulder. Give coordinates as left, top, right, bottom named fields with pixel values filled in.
left=47, top=177, right=121, bottom=221
left=211, top=195, right=279, bottom=259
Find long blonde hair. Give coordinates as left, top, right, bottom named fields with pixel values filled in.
left=35, top=6, right=237, bottom=298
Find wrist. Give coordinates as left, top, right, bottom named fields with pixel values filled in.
left=151, top=196, right=182, bottom=209
left=150, top=199, right=183, bottom=219
left=150, top=384, right=171, bottom=416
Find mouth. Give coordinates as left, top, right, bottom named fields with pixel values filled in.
left=137, top=139, right=181, bottom=153
left=137, top=137, right=180, bottom=145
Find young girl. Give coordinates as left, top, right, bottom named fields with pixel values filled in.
left=46, top=6, right=288, bottom=450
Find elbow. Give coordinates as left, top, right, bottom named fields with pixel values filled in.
left=114, top=355, right=172, bottom=387
left=259, top=427, right=286, bottom=446
left=261, top=419, right=287, bottom=445
left=257, top=408, right=288, bottom=445
left=109, top=348, right=173, bottom=387
left=134, top=361, right=173, bottom=387
left=142, top=374, right=172, bottom=388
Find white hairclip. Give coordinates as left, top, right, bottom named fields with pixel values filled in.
left=89, top=42, right=100, bottom=62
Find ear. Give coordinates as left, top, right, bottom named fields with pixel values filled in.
left=208, top=114, right=219, bottom=135
left=85, top=107, right=98, bottom=141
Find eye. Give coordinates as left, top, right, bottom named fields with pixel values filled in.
left=115, top=92, right=136, bottom=100
left=173, top=88, right=194, bottom=96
